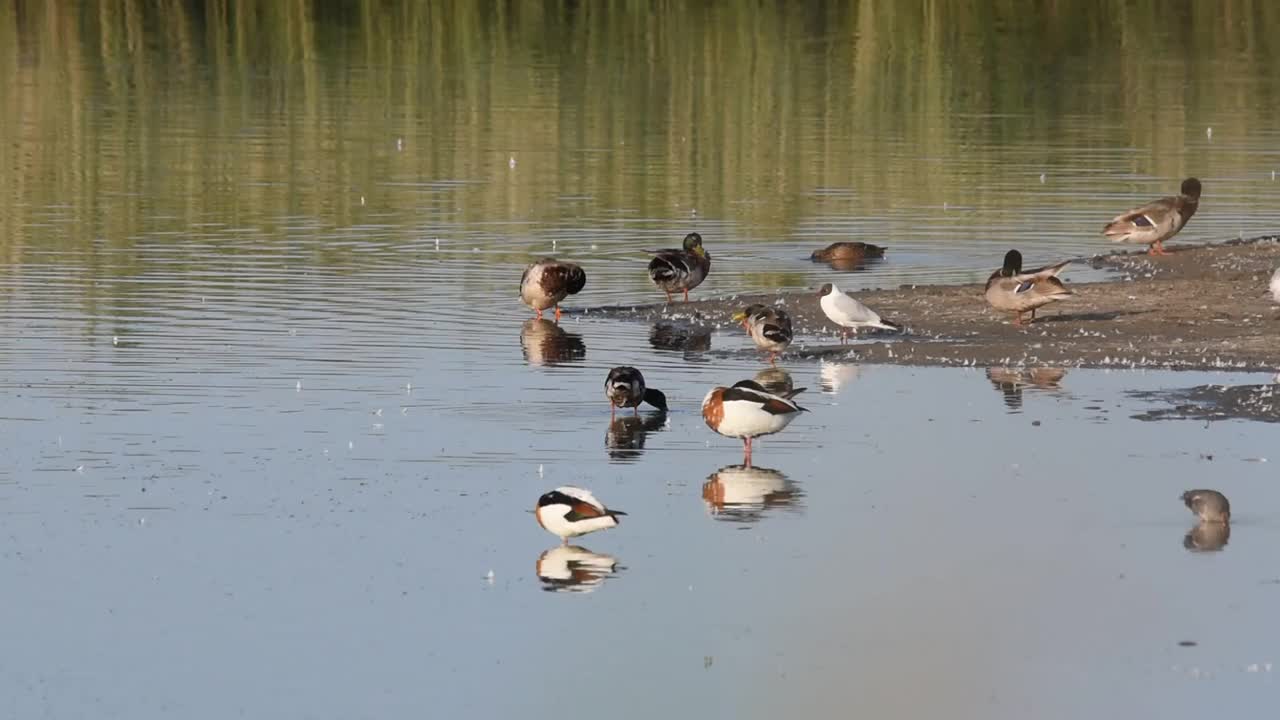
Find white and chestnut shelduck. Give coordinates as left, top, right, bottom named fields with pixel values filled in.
left=817, top=282, right=902, bottom=342
left=520, top=258, right=586, bottom=321
left=702, top=380, right=807, bottom=467
left=535, top=487, right=626, bottom=544
left=1102, top=177, right=1202, bottom=256
left=604, top=366, right=668, bottom=420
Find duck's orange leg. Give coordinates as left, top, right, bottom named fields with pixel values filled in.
left=664, top=291, right=673, bottom=304
left=554, top=305, right=562, bottom=322
left=1149, top=240, right=1171, bottom=256
left=1012, top=312, right=1024, bottom=326
left=535, top=307, right=543, bottom=319
left=743, top=436, right=753, bottom=468
left=768, top=353, right=777, bottom=366
left=683, top=289, right=690, bottom=302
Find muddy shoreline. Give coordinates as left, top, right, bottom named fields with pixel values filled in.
left=573, top=236, right=1280, bottom=373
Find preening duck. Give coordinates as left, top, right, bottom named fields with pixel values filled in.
left=984, top=269, right=1073, bottom=326
left=817, top=283, right=901, bottom=342
left=535, top=486, right=626, bottom=543
left=702, top=380, right=807, bottom=467
left=731, top=304, right=793, bottom=365
left=989, top=249, right=1071, bottom=282
left=1102, top=177, right=1202, bottom=256
left=647, top=232, right=711, bottom=303
left=520, top=258, right=586, bottom=320
left=604, top=366, right=668, bottom=419
left=1181, top=489, right=1230, bottom=524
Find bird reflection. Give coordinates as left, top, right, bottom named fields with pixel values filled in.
left=752, top=367, right=794, bottom=396
left=701, top=464, right=802, bottom=522
left=1183, top=522, right=1230, bottom=552
left=605, top=411, right=668, bottom=462
left=536, top=545, right=622, bottom=593
left=819, top=360, right=861, bottom=394
left=649, top=322, right=712, bottom=357
left=985, top=367, right=1067, bottom=410
left=817, top=256, right=885, bottom=273
left=520, top=318, right=586, bottom=366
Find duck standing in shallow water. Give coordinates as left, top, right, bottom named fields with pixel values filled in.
left=1103, top=177, right=1202, bottom=256
left=535, top=487, right=626, bottom=544
left=702, top=380, right=806, bottom=467
left=817, top=283, right=901, bottom=342
left=1182, top=489, right=1230, bottom=524
left=731, top=304, right=793, bottom=365
left=604, top=366, right=668, bottom=420
left=647, top=232, right=710, bottom=303
left=520, top=258, right=586, bottom=321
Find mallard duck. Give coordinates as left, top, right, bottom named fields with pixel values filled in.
left=730, top=304, right=793, bottom=365
left=817, top=283, right=902, bottom=342
left=1181, top=489, right=1230, bottom=524
left=604, top=366, right=667, bottom=419
left=989, top=249, right=1071, bottom=282
left=702, top=380, right=807, bottom=467
left=535, top=487, right=626, bottom=543
left=983, top=270, right=1073, bottom=326
left=1103, top=177, right=1202, bottom=256
left=810, top=242, right=886, bottom=262
left=647, top=232, right=710, bottom=303
left=520, top=258, right=586, bottom=320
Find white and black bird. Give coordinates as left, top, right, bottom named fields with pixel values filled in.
left=817, top=282, right=902, bottom=342
left=647, top=232, right=711, bottom=303
left=535, top=487, right=626, bottom=544
left=604, top=366, right=667, bottom=420
left=731, top=304, right=793, bottom=365
left=702, top=380, right=807, bottom=467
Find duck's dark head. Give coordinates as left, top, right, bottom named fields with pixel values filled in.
left=1001, top=250, right=1023, bottom=277
left=566, top=265, right=587, bottom=295
left=1181, top=177, right=1202, bottom=199
left=683, top=232, right=705, bottom=256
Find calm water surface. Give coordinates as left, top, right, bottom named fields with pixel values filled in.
left=3, top=2, right=1280, bottom=718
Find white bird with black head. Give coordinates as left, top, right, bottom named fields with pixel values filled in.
left=535, top=487, right=626, bottom=544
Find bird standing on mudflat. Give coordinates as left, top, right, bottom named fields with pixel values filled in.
left=535, top=487, right=626, bottom=544
left=731, top=304, right=793, bottom=365
left=817, top=283, right=901, bottom=342
left=647, top=232, right=710, bottom=303
left=1103, top=177, right=1202, bottom=256
left=702, top=380, right=806, bottom=467
left=520, top=258, right=586, bottom=321
left=604, top=366, right=668, bottom=420
left=986, top=249, right=1074, bottom=323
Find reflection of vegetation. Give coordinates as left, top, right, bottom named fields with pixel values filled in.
left=2, top=1, right=1278, bottom=278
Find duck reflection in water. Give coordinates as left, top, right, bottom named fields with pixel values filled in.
left=752, top=367, right=794, bottom=396
left=819, top=359, right=861, bottom=394
left=649, top=321, right=712, bottom=359
left=536, top=545, right=622, bottom=593
left=701, top=464, right=803, bottom=523
left=520, top=318, right=586, bottom=366
left=605, top=411, right=668, bottom=462
left=1181, top=489, right=1230, bottom=553
left=985, top=366, right=1067, bottom=411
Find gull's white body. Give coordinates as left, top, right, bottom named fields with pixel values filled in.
left=819, top=283, right=897, bottom=333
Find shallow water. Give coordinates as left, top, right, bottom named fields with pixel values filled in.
left=3, top=3, right=1280, bottom=718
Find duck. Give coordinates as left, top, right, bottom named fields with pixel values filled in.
left=604, top=366, right=668, bottom=419
left=983, top=270, right=1073, bottom=326
left=1102, top=177, right=1202, bottom=256
left=1181, top=489, right=1230, bottom=524
left=817, top=282, right=902, bottom=342
left=730, top=304, right=794, bottom=365
left=810, top=241, right=886, bottom=262
left=535, top=486, right=626, bottom=544
left=520, top=258, right=586, bottom=320
left=702, top=380, right=807, bottom=467
left=647, top=232, right=711, bottom=303
left=989, top=249, right=1071, bottom=282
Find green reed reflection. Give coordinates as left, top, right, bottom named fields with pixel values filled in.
left=2, top=0, right=1279, bottom=270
